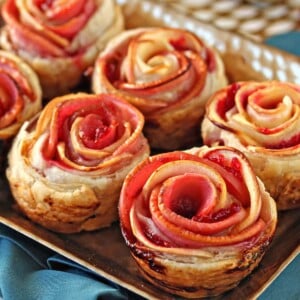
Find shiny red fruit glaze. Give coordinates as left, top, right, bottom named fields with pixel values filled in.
left=268, top=133, right=300, bottom=149
left=205, top=48, right=216, bottom=72
left=193, top=203, right=241, bottom=223
left=258, top=127, right=282, bottom=135
left=203, top=152, right=250, bottom=206
left=216, top=83, right=240, bottom=119
left=79, top=114, right=117, bottom=149
left=106, top=57, right=120, bottom=83
left=169, top=36, right=188, bottom=51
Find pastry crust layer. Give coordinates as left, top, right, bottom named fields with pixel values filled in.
left=6, top=93, right=150, bottom=233
left=119, top=146, right=277, bottom=298
left=92, top=27, right=227, bottom=150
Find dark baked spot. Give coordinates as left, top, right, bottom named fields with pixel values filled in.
left=132, top=246, right=166, bottom=274
left=44, top=197, right=53, bottom=206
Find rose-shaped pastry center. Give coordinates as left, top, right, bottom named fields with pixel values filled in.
left=0, top=73, right=21, bottom=128
left=98, top=28, right=215, bottom=113
left=161, top=174, right=216, bottom=219
left=29, top=93, right=145, bottom=172
left=120, top=148, right=267, bottom=250
left=29, top=0, right=93, bottom=39
left=117, top=30, right=207, bottom=102
left=208, top=81, right=300, bottom=150
left=3, top=0, right=96, bottom=56
left=78, top=113, right=117, bottom=149
left=0, top=54, right=39, bottom=133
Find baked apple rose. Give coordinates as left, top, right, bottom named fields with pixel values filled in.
left=92, top=27, right=227, bottom=150
left=0, top=0, right=124, bottom=99
left=6, top=93, right=150, bottom=233
left=202, top=81, right=300, bottom=210
left=0, top=50, right=41, bottom=140
left=119, top=146, right=277, bottom=298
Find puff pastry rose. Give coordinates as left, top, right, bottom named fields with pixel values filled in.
left=0, top=50, right=41, bottom=140
left=6, top=93, right=150, bottom=233
left=119, top=146, right=277, bottom=298
left=92, top=27, right=227, bottom=150
left=202, top=81, right=300, bottom=210
left=0, top=0, right=124, bottom=99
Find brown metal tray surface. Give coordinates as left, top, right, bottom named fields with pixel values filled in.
left=1, top=1, right=300, bottom=299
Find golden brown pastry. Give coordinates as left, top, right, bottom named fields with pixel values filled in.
left=92, top=27, right=227, bottom=150
left=0, top=0, right=124, bottom=99
left=6, top=93, right=150, bottom=233
left=119, top=145, right=277, bottom=298
left=202, top=81, right=300, bottom=210
left=0, top=50, right=41, bottom=140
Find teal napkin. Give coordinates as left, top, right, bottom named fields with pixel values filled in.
left=258, top=254, right=300, bottom=300
left=0, top=224, right=129, bottom=300
left=265, top=31, right=300, bottom=56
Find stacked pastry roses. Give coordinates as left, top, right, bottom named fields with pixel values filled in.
left=0, top=50, right=41, bottom=140
left=92, top=27, right=227, bottom=150
left=6, top=93, right=150, bottom=233
left=0, top=0, right=124, bottom=98
left=202, top=81, right=300, bottom=210
left=119, top=146, right=277, bottom=298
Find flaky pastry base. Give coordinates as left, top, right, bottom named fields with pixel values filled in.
left=92, top=27, right=228, bottom=150
left=0, top=1, right=124, bottom=99
left=6, top=121, right=149, bottom=233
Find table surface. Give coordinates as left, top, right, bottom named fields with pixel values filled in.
left=160, top=0, right=300, bottom=42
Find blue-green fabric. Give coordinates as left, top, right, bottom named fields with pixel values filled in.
left=265, top=31, right=300, bottom=56
left=258, top=254, right=300, bottom=300
left=0, top=224, right=128, bottom=300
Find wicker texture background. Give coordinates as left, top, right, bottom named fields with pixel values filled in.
left=159, top=0, right=300, bottom=41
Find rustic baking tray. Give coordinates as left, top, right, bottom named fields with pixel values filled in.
left=0, top=0, right=300, bottom=299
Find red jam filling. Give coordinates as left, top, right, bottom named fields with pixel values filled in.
left=169, top=36, right=188, bottom=51
left=267, top=133, right=300, bottom=149
left=193, top=203, right=241, bottom=223
left=216, top=83, right=240, bottom=119
left=79, top=114, right=117, bottom=149
left=162, top=174, right=215, bottom=219
left=204, top=152, right=250, bottom=206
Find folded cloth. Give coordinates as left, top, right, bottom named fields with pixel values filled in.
left=0, top=224, right=130, bottom=300
left=265, top=31, right=300, bottom=56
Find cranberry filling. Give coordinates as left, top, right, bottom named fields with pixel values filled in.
left=267, top=133, right=300, bottom=149
left=169, top=36, right=188, bottom=51
left=79, top=114, right=117, bottom=149
left=0, top=73, right=18, bottom=116
left=216, top=83, right=240, bottom=119
left=193, top=203, right=241, bottom=223
left=162, top=173, right=215, bottom=219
